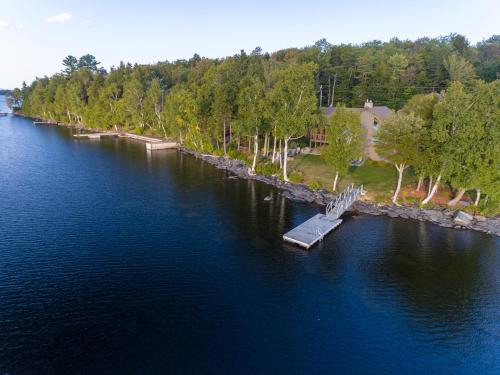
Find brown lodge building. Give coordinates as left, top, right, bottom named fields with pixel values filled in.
left=309, top=100, right=391, bottom=161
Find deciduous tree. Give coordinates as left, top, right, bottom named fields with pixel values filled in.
left=321, top=106, right=363, bottom=191
left=268, top=63, right=318, bottom=182
left=376, top=111, right=424, bottom=204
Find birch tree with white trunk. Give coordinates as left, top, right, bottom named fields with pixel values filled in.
left=466, top=80, right=500, bottom=207
left=145, top=78, right=168, bottom=138
left=401, top=93, right=439, bottom=192
left=236, top=76, right=267, bottom=174
left=267, top=63, right=318, bottom=182
left=321, top=105, right=363, bottom=191
left=424, top=82, right=486, bottom=205
left=376, top=111, right=424, bottom=205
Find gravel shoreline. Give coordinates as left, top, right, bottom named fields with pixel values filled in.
left=182, top=148, right=500, bottom=237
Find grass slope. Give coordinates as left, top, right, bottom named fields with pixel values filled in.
left=288, top=154, right=417, bottom=202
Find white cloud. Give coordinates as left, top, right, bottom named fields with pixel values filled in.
left=44, top=12, right=73, bottom=24
left=0, top=20, right=25, bottom=31
left=83, top=19, right=93, bottom=25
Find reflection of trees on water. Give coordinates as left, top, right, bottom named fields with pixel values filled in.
left=365, top=218, right=499, bottom=335
left=175, top=160, right=301, bottom=249
left=163, top=152, right=320, bottom=282
left=51, top=125, right=311, bottom=259
left=84, top=141, right=311, bottom=280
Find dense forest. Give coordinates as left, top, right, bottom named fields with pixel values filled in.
left=12, top=34, right=500, bottom=208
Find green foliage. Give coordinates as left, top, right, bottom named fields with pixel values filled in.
left=62, top=55, right=78, bottom=76
left=362, top=159, right=387, bottom=169
left=376, top=111, right=424, bottom=166
left=78, top=54, right=101, bottom=72
left=406, top=196, right=417, bottom=204
left=321, top=105, right=364, bottom=176
left=430, top=81, right=499, bottom=197
left=133, top=127, right=144, bottom=135
left=422, top=201, right=435, bottom=209
left=256, top=163, right=280, bottom=176
left=475, top=35, right=500, bottom=81
left=227, top=149, right=249, bottom=161
left=268, top=62, right=318, bottom=141
left=288, top=174, right=302, bottom=183
left=309, top=180, right=323, bottom=190
left=476, top=199, right=500, bottom=216
left=16, top=35, right=500, bottom=211
left=444, top=53, right=477, bottom=85
left=402, top=93, right=439, bottom=125
left=6, top=88, right=22, bottom=110
left=267, top=62, right=319, bottom=180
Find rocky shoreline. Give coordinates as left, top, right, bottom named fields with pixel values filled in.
left=181, top=148, right=500, bottom=237
left=13, top=114, right=500, bottom=237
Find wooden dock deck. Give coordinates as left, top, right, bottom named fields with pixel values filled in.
left=283, top=214, right=342, bottom=249
left=118, top=133, right=161, bottom=142
left=73, top=131, right=178, bottom=150
left=73, top=132, right=119, bottom=139
left=119, top=133, right=178, bottom=150
left=146, top=141, right=177, bottom=150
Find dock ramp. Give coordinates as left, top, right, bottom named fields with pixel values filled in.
left=283, top=184, right=363, bottom=249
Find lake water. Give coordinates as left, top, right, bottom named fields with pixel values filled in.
left=0, top=103, right=499, bottom=374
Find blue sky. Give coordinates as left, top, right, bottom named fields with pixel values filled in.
left=0, top=0, right=498, bottom=88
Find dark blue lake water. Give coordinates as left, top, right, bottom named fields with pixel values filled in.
left=0, top=104, right=499, bottom=374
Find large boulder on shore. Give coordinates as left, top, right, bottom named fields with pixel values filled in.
left=454, top=210, right=473, bottom=226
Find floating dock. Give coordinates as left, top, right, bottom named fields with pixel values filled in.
left=283, top=184, right=364, bottom=249
left=283, top=214, right=342, bottom=249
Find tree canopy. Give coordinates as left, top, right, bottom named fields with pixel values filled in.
left=321, top=105, right=364, bottom=191
left=14, top=35, right=500, bottom=209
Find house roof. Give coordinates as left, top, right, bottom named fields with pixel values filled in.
left=371, top=106, right=391, bottom=119
left=324, top=105, right=392, bottom=120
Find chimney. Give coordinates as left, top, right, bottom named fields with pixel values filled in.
left=364, top=99, right=373, bottom=109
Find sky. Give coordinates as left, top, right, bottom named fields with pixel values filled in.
left=0, top=0, right=498, bottom=88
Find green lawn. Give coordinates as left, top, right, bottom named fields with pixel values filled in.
left=288, top=154, right=417, bottom=201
